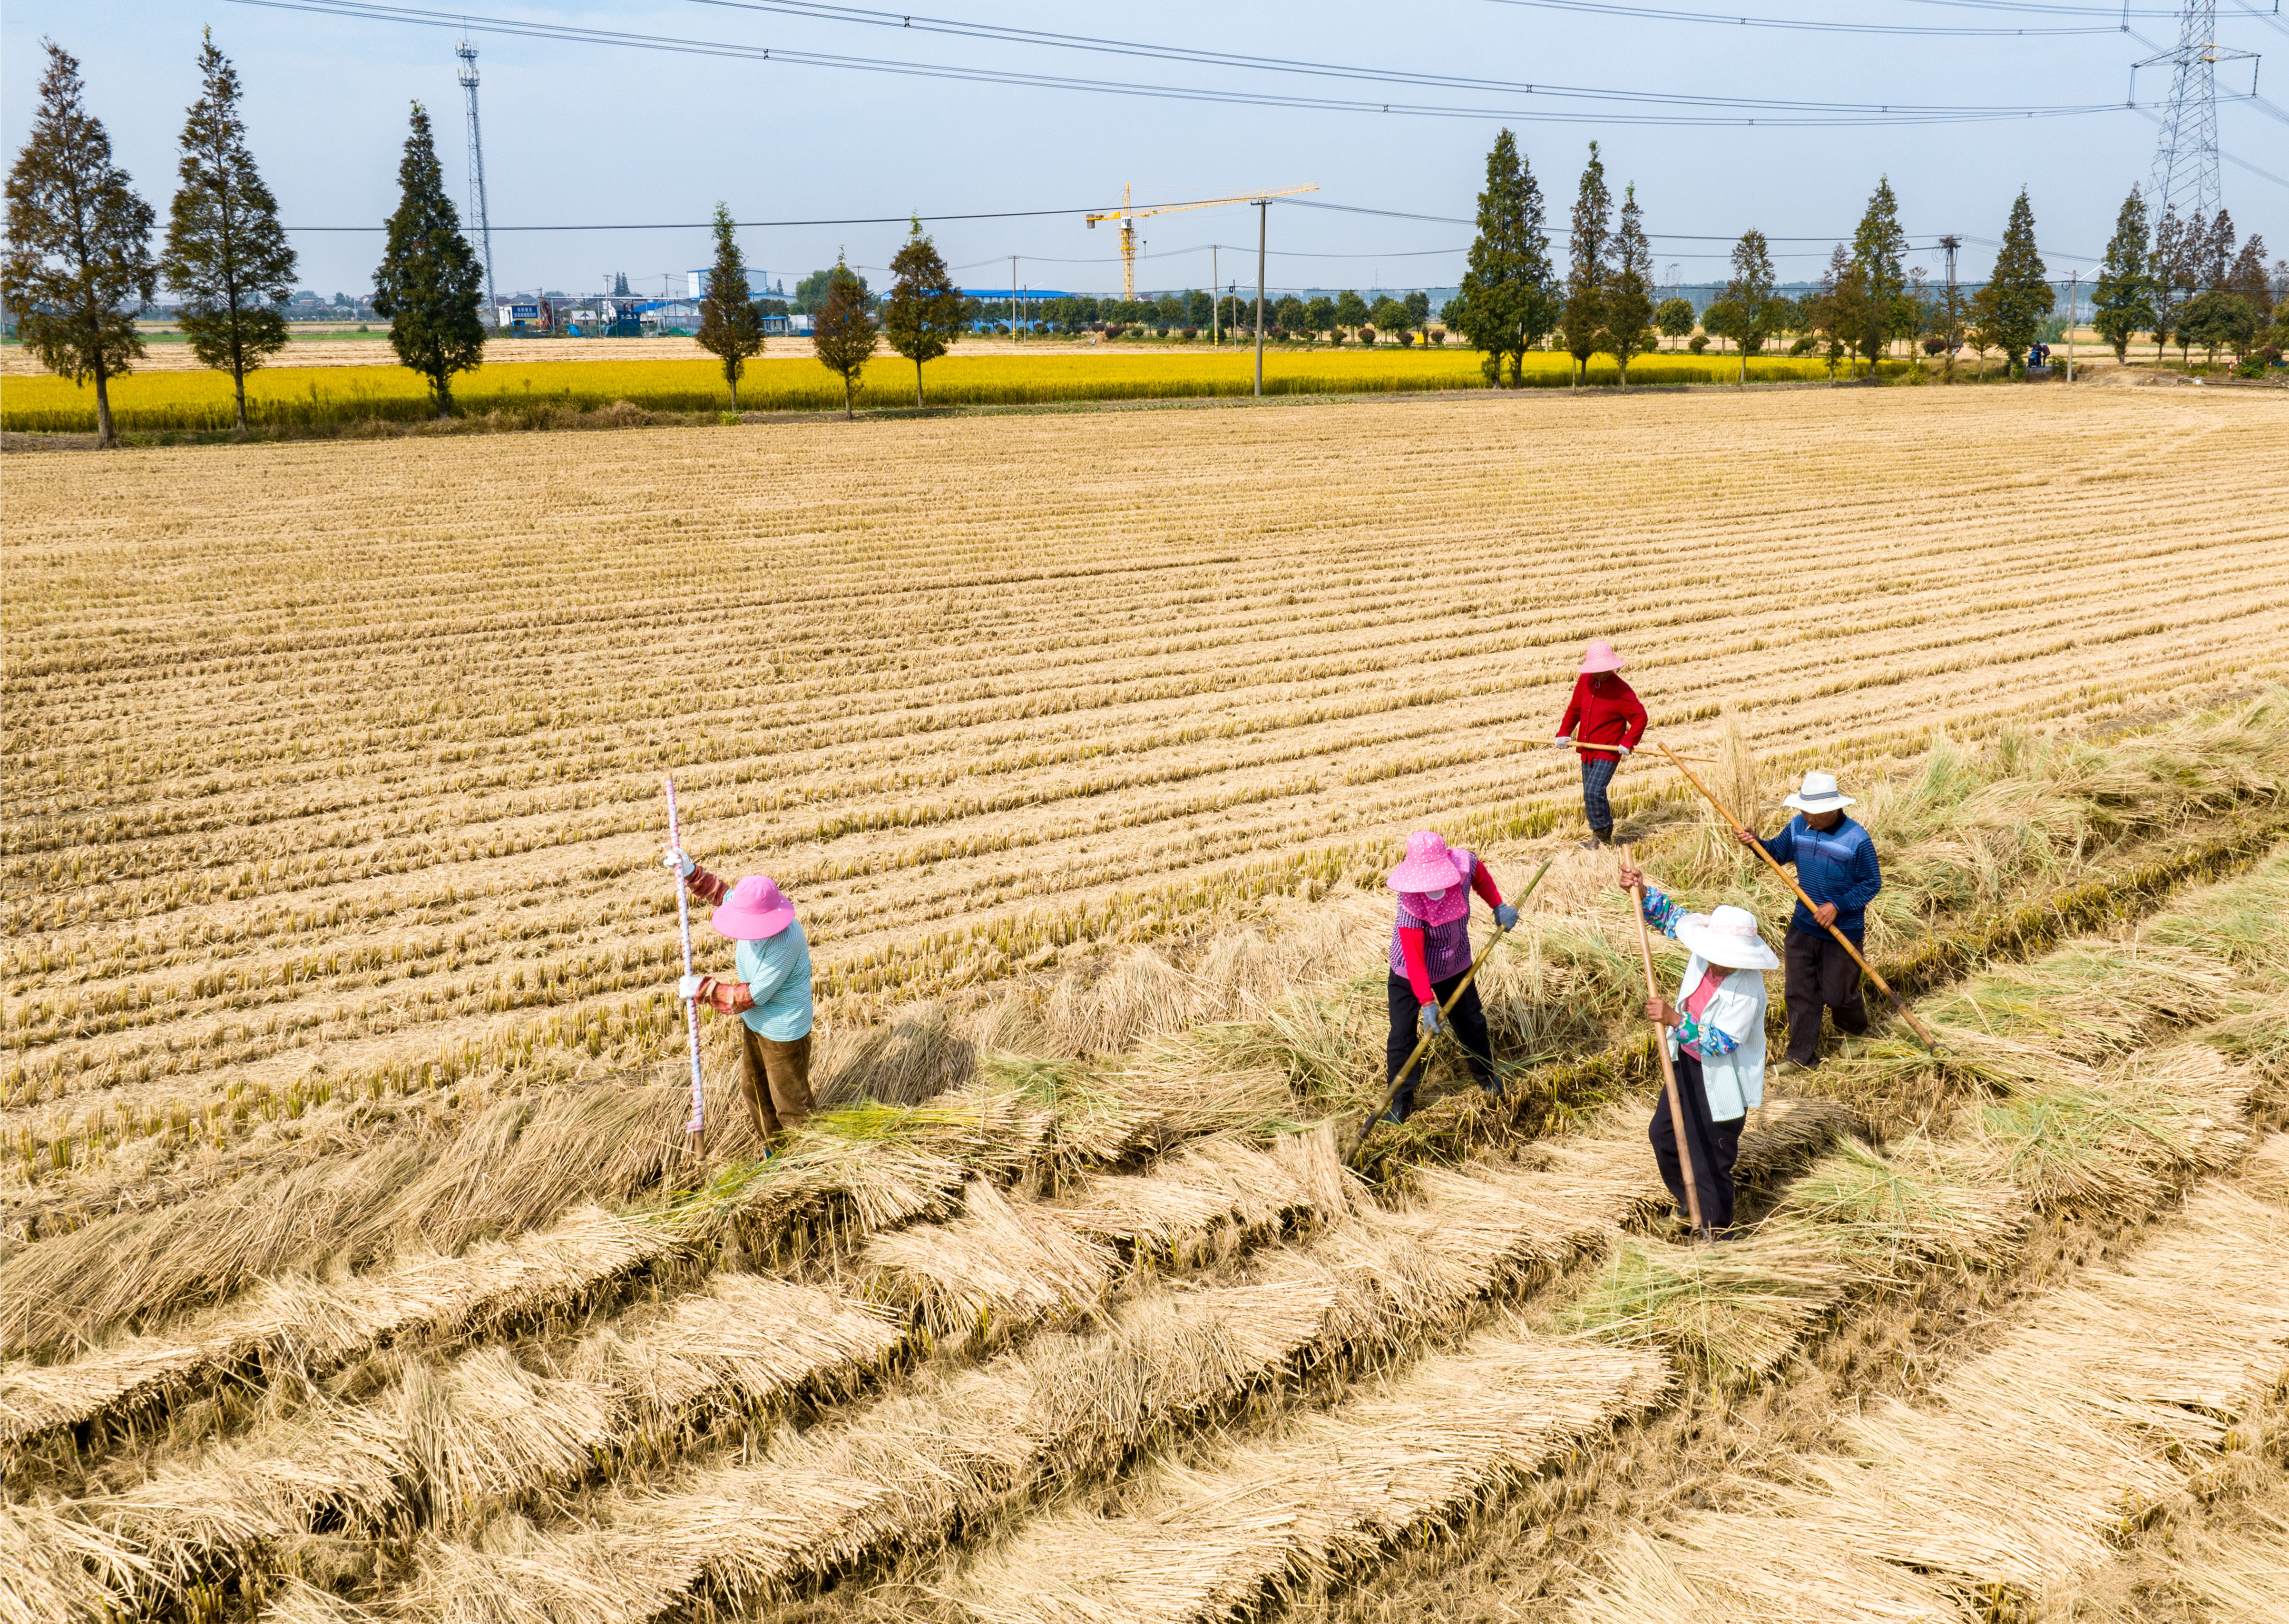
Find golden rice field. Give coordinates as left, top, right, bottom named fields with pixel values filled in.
left=5, top=383, right=2289, bottom=1624
left=0, top=344, right=1871, bottom=432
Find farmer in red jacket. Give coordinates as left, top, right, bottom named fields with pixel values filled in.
left=1552, top=640, right=1648, bottom=848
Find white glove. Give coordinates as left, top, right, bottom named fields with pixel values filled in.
left=677, top=972, right=704, bottom=1001
left=1552, top=736, right=1572, bottom=747
left=663, top=846, right=695, bottom=878
left=1618, top=744, right=1633, bottom=756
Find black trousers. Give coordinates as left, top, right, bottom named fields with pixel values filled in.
left=1648, top=1050, right=1745, bottom=1230
left=1783, top=924, right=1870, bottom=1066
left=1385, top=970, right=1497, bottom=1120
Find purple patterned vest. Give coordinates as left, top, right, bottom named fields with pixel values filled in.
left=1388, top=849, right=1477, bottom=982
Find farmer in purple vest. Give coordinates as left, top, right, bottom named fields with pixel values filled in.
left=1383, top=829, right=1520, bottom=1122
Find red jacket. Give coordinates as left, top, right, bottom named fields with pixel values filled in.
left=1556, top=672, right=1647, bottom=762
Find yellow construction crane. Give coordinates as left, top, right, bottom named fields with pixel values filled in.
left=1086, top=183, right=1318, bottom=300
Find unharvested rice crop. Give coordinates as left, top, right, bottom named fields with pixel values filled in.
left=6, top=385, right=2289, bottom=1622
left=0, top=346, right=1877, bottom=432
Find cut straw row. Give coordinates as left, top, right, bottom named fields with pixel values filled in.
left=1567, top=1141, right=2289, bottom=1624
left=362, top=1101, right=1845, bottom=1624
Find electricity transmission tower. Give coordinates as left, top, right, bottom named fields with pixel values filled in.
left=456, top=39, right=499, bottom=324
left=2135, top=1, right=2258, bottom=227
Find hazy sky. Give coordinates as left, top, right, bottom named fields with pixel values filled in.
left=8, top=0, right=2284, bottom=301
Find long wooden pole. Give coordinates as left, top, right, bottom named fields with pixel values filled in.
left=664, top=777, right=707, bottom=1158
left=1510, top=736, right=1714, bottom=762
left=1349, top=858, right=1552, bottom=1164
left=1654, top=742, right=1940, bottom=1054
left=1630, top=877, right=1708, bottom=1241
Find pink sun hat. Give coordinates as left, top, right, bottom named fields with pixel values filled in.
left=1387, top=829, right=1465, bottom=896
left=711, top=874, right=796, bottom=941
left=1579, top=639, right=1626, bottom=675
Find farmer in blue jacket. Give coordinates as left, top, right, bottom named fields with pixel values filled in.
left=1734, top=771, right=1882, bottom=1070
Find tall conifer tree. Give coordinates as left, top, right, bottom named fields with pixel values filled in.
left=883, top=216, right=965, bottom=407
left=1, top=42, right=155, bottom=449
left=2091, top=186, right=2155, bottom=363
left=1560, top=142, right=1611, bottom=385
left=2150, top=206, right=2191, bottom=364
left=811, top=254, right=878, bottom=419
left=1603, top=183, right=1654, bottom=383
left=1454, top=129, right=1555, bottom=387
left=159, top=29, right=296, bottom=436
left=1849, top=176, right=1908, bottom=368
left=1984, top=188, right=2054, bottom=375
left=695, top=202, right=763, bottom=411
left=1720, top=228, right=1780, bottom=383
left=371, top=102, right=485, bottom=418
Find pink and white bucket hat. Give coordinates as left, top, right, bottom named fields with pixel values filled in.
left=1388, top=830, right=1471, bottom=923
left=711, top=874, right=796, bottom=941
left=1579, top=639, right=1626, bottom=675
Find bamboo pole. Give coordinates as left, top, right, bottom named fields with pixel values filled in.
left=664, top=776, right=707, bottom=1158
left=1509, top=736, right=1714, bottom=762
left=1629, top=875, right=1708, bottom=1241
left=1654, top=741, right=1941, bottom=1054
left=1349, top=859, right=1551, bottom=1164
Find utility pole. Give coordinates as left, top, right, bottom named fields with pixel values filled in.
left=1938, top=234, right=1962, bottom=382
left=455, top=39, right=498, bottom=325
left=1211, top=245, right=1219, bottom=345
left=1253, top=199, right=1268, bottom=397
left=2066, top=269, right=2078, bottom=382
left=1010, top=255, right=1017, bottom=341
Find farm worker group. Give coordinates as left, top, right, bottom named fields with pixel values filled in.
left=665, top=847, right=816, bottom=1146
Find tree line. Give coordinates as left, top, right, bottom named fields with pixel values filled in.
left=2090, top=189, right=2283, bottom=368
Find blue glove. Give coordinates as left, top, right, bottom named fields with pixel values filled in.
left=1493, top=903, right=1519, bottom=931
left=1418, top=1003, right=1443, bottom=1040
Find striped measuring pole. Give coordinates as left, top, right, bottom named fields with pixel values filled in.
left=664, top=777, right=706, bottom=1147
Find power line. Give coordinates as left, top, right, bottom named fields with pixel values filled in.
left=225, top=0, right=2211, bottom=125
left=1484, top=0, right=2127, bottom=34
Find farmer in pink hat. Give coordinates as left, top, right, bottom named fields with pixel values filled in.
left=1615, top=853, right=1777, bottom=1233
left=1552, top=639, right=1648, bottom=849
left=1381, top=829, right=1520, bottom=1122
left=664, top=845, right=815, bottom=1145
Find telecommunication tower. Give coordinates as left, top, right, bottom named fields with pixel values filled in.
left=2135, top=1, right=2258, bottom=227
left=456, top=39, right=499, bottom=323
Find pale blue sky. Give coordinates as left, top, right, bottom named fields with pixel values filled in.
left=7, top=0, right=2283, bottom=301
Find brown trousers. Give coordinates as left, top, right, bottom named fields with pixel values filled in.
left=737, top=1026, right=815, bottom=1141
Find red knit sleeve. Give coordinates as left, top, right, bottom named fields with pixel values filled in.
left=1556, top=673, right=1587, bottom=738
left=1397, top=927, right=1433, bottom=1003
left=1618, top=682, right=1649, bottom=747
left=1470, top=862, right=1503, bottom=909
left=685, top=864, right=729, bottom=906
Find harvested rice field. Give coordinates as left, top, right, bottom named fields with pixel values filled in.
left=4, top=384, right=2289, bottom=1622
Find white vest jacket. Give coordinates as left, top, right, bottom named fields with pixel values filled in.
left=1665, top=956, right=1768, bottom=1121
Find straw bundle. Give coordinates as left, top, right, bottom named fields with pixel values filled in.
left=1, top=1203, right=672, bottom=1454
left=856, top=1179, right=1116, bottom=1343
left=815, top=1000, right=979, bottom=1105
left=254, top=1577, right=387, bottom=1624
left=395, top=1513, right=701, bottom=1624
left=1554, top=1225, right=1852, bottom=1383
left=1979, top=1043, right=2258, bottom=1213
left=1569, top=1154, right=2289, bottom=1616
left=1046, top=946, right=1194, bottom=1056
left=948, top=1318, right=1671, bottom=1624
left=0, top=1499, right=157, bottom=1624
left=2163, top=1512, right=2289, bottom=1624
left=568, top=1271, right=902, bottom=1429
left=1189, top=928, right=1282, bottom=1021
left=1771, top=1137, right=2031, bottom=1280
left=1047, top=1134, right=1322, bottom=1263
left=1567, top=1519, right=1958, bottom=1624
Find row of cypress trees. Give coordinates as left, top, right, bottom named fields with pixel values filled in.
left=1, top=36, right=496, bottom=446
left=2091, top=189, right=2279, bottom=366
left=1445, top=132, right=2067, bottom=385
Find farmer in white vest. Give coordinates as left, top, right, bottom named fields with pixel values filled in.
left=1616, top=855, right=1777, bottom=1232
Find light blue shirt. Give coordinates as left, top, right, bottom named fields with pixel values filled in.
left=734, top=919, right=814, bottom=1041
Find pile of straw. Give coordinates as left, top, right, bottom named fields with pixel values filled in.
left=1569, top=1155, right=2289, bottom=1621
left=948, top=1318, right=1671, bottom=1624
left=857, top=1179, right=1116, bottom=1344
left=1, top=1203, right=671, bottom=1456
left=1978, top=1042, right=2258, bottom=1212
left=1554, top=1226, right=1852, bottom=1384
left=1770, top=1136, right=2030, bottom=1280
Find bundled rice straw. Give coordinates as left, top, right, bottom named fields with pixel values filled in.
left=0, top=1203, right=671, bottom=1454
left=1047, top=1134, right=1321, bottom=1263
left=947, top=1317, right=1672, bottom=1624
left=856, top=1179, right=1117, bottom=1343
left=2164, top=1512, right=2289, bottom=1624
left=1554, top=1225, right=1852, bottom=1384
left=0, top=1499, right=158, bottom=1624
left=1979, top=1043, right=2258, bottom=1213
left=1771, top=1137, right=2031, bottom=1280
left=1568, top=1152, right=2289, bottom=1620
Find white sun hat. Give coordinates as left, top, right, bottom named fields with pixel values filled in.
left=1782, top=770, right=1855, bottom=814
left=1676, top=904, right=1780, bottom=971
